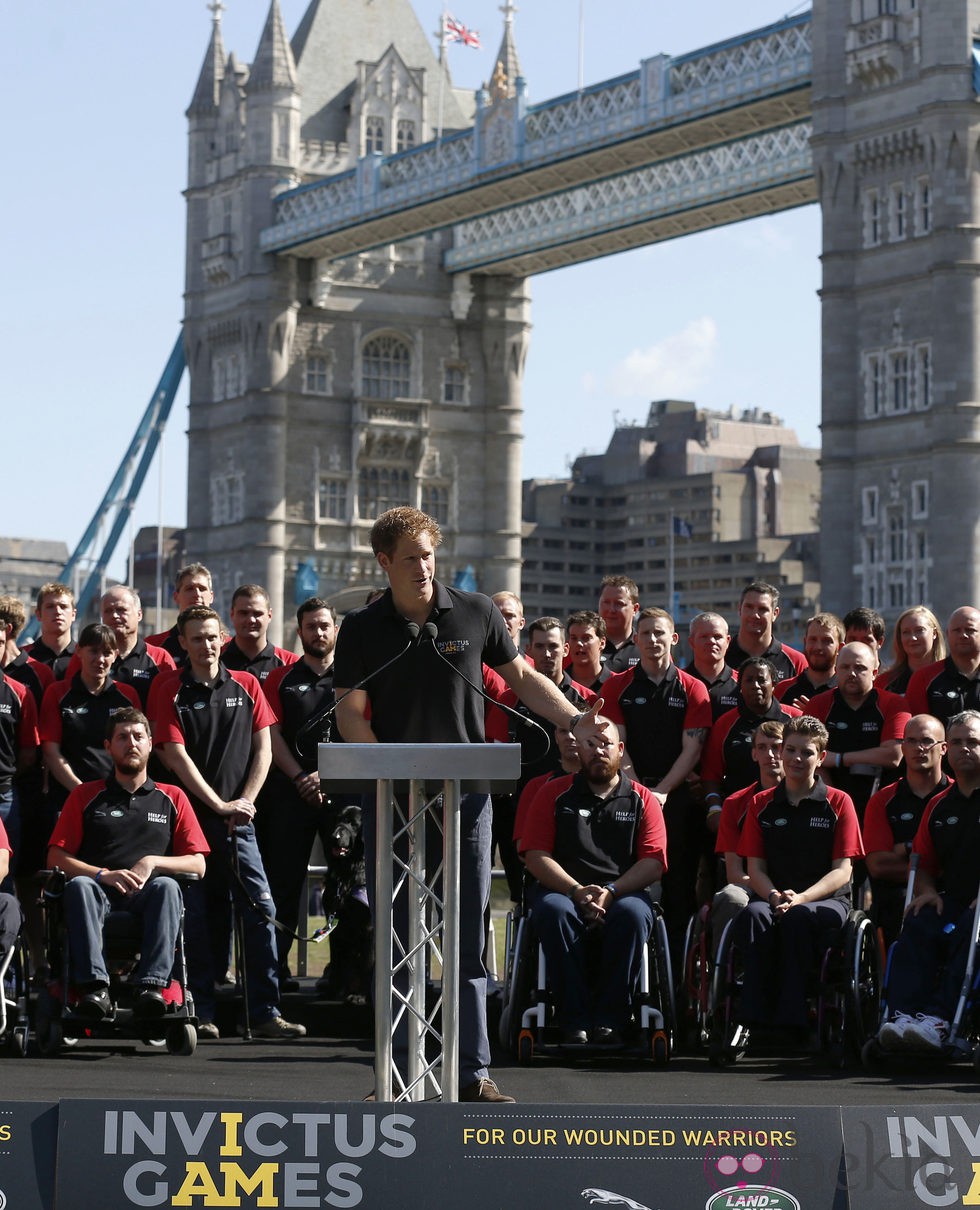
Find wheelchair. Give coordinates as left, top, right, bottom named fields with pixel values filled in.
left=862, top=882, right=980, bottom=1072
left=32, top=869, right=198, bottom=1057
left=0, top=901, right=29, bottom=1057
left=498, top=888, right=676, bottom=1066
left=708, top=906, right=880, bottom=1068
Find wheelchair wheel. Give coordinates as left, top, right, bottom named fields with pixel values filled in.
left=651, top=1029, right=669, bottom=1067
left=502, top=916, right=536, bottom=1056
left=517, top=1030, right=534, bottom=1066
left=7, top=1025, right=28, bottom=1057
left=681, top=909, right=710, bottom=1050
left=845, top=912, right=881, bottom=1058
left=862, top=1037, right=886, bottom=1071
left=166, top=1023, right=197, bottom=1057
left=36, top=1015, right=62, bottom=1057
left=648, top=910, right=676, bottom=1050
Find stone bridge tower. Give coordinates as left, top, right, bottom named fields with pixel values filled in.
left=813, top=0, right=980, bottom=616
left=183, top=0, right=528, bottom=636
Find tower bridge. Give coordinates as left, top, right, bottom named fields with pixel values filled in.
left=260, top=14, right=814, bottom=273
left=165, top=0, right=980, bottom=638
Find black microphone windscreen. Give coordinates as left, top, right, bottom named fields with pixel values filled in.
left=421, top=622, right=439, bottom=641
left=405, top=622, right=421, bottom=641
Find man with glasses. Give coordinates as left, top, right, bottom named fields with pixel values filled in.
left=863, top=715, right=949, bottom=947
left=876, top=710, right=980, bottom=1051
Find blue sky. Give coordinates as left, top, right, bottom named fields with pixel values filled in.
left=5, top=0, right=818, bottom=574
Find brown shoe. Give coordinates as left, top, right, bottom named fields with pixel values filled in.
left=459, top=1077, right=515, bottom=1104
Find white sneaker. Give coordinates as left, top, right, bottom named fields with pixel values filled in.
left=903, top=1014, right=949, bottom=1052
left=878, top=1012, right=915, bottom=1050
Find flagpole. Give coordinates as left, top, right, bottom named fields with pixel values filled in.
left=578, top=0, right=585, bottom=91
left=668, top=510, right=675, bottom=615
left=436, top=10, right=447, bottom=143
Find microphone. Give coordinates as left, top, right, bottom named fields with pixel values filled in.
left=416, top=621, right=553, bottom=768
left=293, top=620, right=421, bottom=758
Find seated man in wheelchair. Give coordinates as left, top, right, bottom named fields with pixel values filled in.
left=519, top=716, right=667, bottom=1045
left=733, top=715, right=863, bottom=1038
left=0, top=817, right=23, bottom=963
left=876, top=709, right=980, bottom=1052
left=46, top=708, right=208, bottom=1020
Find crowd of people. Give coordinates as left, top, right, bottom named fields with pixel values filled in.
left=1, top=506, right=979, bottom=1099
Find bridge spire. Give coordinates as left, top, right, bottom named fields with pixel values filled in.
left=488, top=1, right=522, bottom=100
left=188, top=0, right=227, bottom=113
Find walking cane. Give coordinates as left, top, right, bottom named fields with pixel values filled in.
left=230, top=828, right=251, bottom=1041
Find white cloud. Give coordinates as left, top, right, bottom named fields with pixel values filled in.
left=604, top=316, right=718, bottom=400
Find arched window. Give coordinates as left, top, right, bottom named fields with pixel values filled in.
left=362, top=334, right=411, bottom=399
left=396, top=120, right=417, bottom=151
left=365, top=116, right=385, bottom=154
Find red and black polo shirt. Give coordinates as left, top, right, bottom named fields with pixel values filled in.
left=738, top=780, right=863, bottom=902
left=222, top=639, right=299, bottom=684
left=864, top=774, right=949, bottom=856
left=912, top=781, right=980, bottom=905
left=906, top=657, right=980, bottom=726
left=519, top=771, right=667, bottom=886
left=48, top=775, right=209, bottom=870
left=702, top=699, right=802, bottom=797
left=151, top=665, right=274, bottom=810
left=725, top=637, right=807, bottom=684
left=603, top=661, right=711, bottom=786
left=39, top=675, right=142, bottom=797
left=0, top=669, right=38, bottom=791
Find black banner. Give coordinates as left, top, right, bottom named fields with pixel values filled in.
left=0, top=1102, right=59, bottom=1210
left=54, top=1101, right=843, bottom=1209
left=842, top=1105, right=980, bottom=1209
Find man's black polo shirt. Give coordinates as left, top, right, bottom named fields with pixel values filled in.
left=603, top=636, right=639, bottom=675
left=915, top=783, right=980, bottom=906
left=521, top=772, right=667, bottom=887
left=805, top=687, right=907, bottom=813
left=725, top=636, right=805, bottom=684
left=144, top=626, right=187, bottom=667
left=264, top=659, right=339, bottom=771
left=4, top=651, right=53, bottom=708
left=906, top=657, right=980, bottom=725
left=776, top=671, right=836, bottom=708
left=0, top=669, right=36, bottom=792
left=27, top=638, right=77, bottom=681
left=687, top=662, right=741, bottom=721
left=333, top=582, right=516, bottom=745
left=152, top=666, right=274, bottom=810
left=222, top=639, right=297, bottom=684
left=864, top=775, right=948, bottom=854
left=48, top=776, right=209, bottom=871
left=603, top=662, right=712, bottom=785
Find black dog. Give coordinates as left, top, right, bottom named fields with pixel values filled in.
left=317, top=804, right=372, bottom=1003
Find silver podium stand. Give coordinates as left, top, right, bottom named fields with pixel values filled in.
left=318, top=742, right=519, bottom=1103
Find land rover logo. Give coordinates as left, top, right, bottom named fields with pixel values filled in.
left=706, top=1187, right=800, bottom=1210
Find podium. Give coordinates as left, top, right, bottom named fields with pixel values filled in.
left=318, top=742, right=520, bottom=1102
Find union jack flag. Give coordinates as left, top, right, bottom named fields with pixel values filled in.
left=444, top=14, right=481, bottom=48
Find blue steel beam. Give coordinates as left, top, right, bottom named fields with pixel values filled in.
left=20, top=335, right=186, bottom=640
